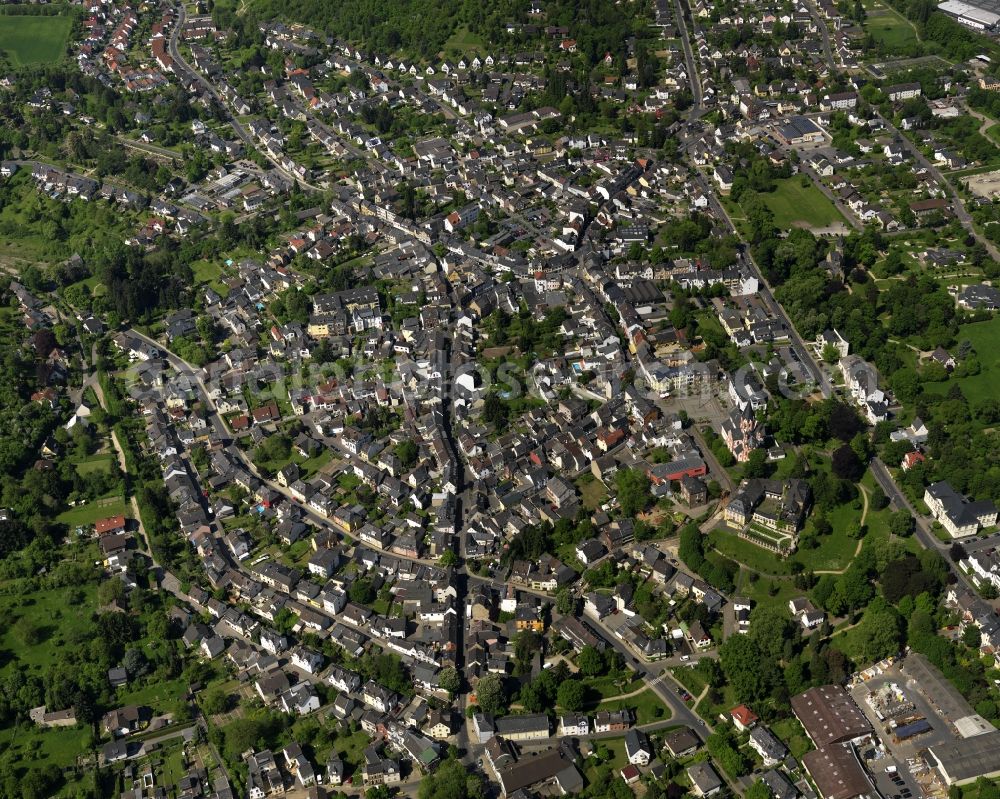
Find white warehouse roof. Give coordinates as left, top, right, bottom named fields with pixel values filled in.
left=939, top=0, right=1000, bottom=26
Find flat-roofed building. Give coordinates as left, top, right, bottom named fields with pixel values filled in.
left=938, top=0, right=1000, bottom=30
left=775, top=115, right=824, bottom=145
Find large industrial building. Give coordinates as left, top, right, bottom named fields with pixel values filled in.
left=791, top=685, right=874, bottom=748
left=802, top=743, right=879, bottom=799
left=927, top=730, right=1000, bottom=785
left=938, top=0, right=1000, bottom=30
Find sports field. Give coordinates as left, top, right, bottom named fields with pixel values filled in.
left=0, top=14, right=73, bottom=66
left=761, top=178, right=844, bottom=229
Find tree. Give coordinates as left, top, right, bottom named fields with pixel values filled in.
left=855, top=598, right=902, bottom=663
left=719, top=634, right=776, bottom=704
left=395, top=439, right=418, bottom=468
left=438, top=550, right=459, bottom=567
left=821, top=343, right=841, bottom=364
left=555, top=587, right=576, bottom=616
left=439, top=667, right=461, bottom=697
left=832, top=444, right=864, bottom=481
left=962, top=624, right=982, bottom=649
left=835, top=565, right=874, bottom=613
left=747, top=606, right=794, bottom=662
left=482, top=393, right=508, bottom=427
left=614, top=468, right=652, bottom=517
left=418, top=757, right=484, bottom=799
left=743, top=448, right=771, bottom=479
left=557, top=679, right=587, bottom=712
left=202, top=686, right=231, bottom=715
left=889, top=511, right=915, bottom=538
left=122, top=648, right=148, bottom=678
left=349, top=576, right=376, bottom=605
left=747, top=780, right=772, bottom=799
left=97, top=578, right=127, bottom=607
left=577, top=645, right=605, bottom=676
left=474, top=673, right=507, bottom=716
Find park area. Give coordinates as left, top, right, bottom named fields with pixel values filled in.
left=0, top=14, right=73, bottom=66
left=760, top=178, right=844, bottom=230
left=924, top=315, right=1000, bottom=404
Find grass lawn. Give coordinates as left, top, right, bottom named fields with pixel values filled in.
left=191, top=259, right=225, bottom=286
left=0, top=721, right=93, bottom=790
left=116, top=677, right=188, bottom=714
left=576, top=475, right=608, bottom=511
left=594, top=688, right=672, bottom=725
left=584, top=737, right=628, bottom=782
left=709, top=528, right=793, bottom=576
left=158, top=741, right=188, bottom=788
left=760, top=178, right=844, bottom=229
left=695, top=309, right=728, bottom=344
left=326, top=728, right=371, bottom=777
left=771, top=717, right=813, bottom=759
left=671, top=665, right=708, bottom=696
left=0, top=14, right=73, bottom=65
left=734, top=568, right=802, bottom=615
left=832, top=623, right=866, bottom=660
left=924, top=315, right=1000, bottom=404
left=56, top=495, right=128, bottom=528
left=581, top=674, right=645, bottom=701
left=797, top=503, right=863, bottom=572
left=74, top=453, right=115, bottom=476
left=866, top=9, right=919, bottom=50
left=441, top=25, right=484, bottom=55
left=696, top=681, right=737, bottom=721
left=299, top=448, right=334, bottom=478
left=0, top=583, right=98, bottom=676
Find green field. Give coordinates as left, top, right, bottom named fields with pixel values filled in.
left=441, top=25, right=484, bottom=56
left=593, top=687, right=671, bottom=725
left=56, top=495, right=128, bottom=528
left=771, top=717, right=813, bottom=759
left=576, top=475, right=608, bottom=511
left=866, top=9, right=919, bottom=51
left=761, top=178, right=844, bottom=229
left=584, top=737, right=628, bottom=783
left=74, top=453, right=115, bottom=476
left=0, top=584, right=98, bottom=675
left=191, top=259, right=225, bottom=285
left=0, top=15, right=73, bottom=66
left=709, top=528, right=793, bottom=575
left=925, top=316, right=1000, bottom=403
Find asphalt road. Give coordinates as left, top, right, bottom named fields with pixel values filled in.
left=167, top=3, right=314, bottom=189
left=875, top=111, right=1000, bottom=264
left=672, top=0, right=703, bottom=110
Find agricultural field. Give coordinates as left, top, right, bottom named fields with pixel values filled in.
left=0, top=14, right=74, bottom=66
left=760, top=178, right=845, bottom=229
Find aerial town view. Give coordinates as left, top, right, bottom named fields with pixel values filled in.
left=3, top=0, right=1000, bottom=797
